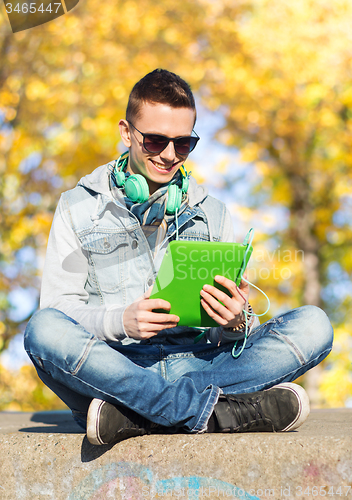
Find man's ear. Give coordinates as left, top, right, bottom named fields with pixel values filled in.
left=119, top=119, right=132, bottom=148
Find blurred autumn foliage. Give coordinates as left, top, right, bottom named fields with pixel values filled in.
left=0, top=0, right=351, bottom=410
left=0, top=364, right=66, bottom=410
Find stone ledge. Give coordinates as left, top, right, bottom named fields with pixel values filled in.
left=0, top=409, right=351, bottom=500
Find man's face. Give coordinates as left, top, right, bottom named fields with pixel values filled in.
left=119, top=102, right=196, bottom=195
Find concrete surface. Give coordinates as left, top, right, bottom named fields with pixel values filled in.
left=0, top=409, right=351, bottom=500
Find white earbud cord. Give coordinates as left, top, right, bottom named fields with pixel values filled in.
left=175, top=207, right=179, bottom=241
left=232, top=277, right=271, bottom=358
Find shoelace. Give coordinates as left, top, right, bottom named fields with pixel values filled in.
left=224, top=395, right=272, bottom=432
left=123, top=408, right=160, bottom=434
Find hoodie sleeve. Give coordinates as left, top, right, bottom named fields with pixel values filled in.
left=40, top=196, right=128, bottom=342
left=221, top=205, right=236, bottom=242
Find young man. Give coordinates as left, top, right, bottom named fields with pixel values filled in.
left=24, top=69, right=333, bottom=445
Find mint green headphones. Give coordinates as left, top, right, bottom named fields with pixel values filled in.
left=114, top=152, right=189, bottom=215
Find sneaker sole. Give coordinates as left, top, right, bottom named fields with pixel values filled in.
left=87, top=398, right=106, bottom=445
left=270, top=382, right=310, bottom=432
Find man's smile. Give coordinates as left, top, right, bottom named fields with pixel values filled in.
left=149, top=159, right=179, bottom=172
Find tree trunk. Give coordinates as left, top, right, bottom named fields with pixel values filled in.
left=289, top=172, right=324, bottom=407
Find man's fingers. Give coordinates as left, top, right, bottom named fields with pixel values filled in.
left=141, top=286, right=153, bottom=300
left=201, top=286, right=233, bottom=310
left=200, top=298, right=228, bottom=326
left=200, top=290, right=236, bottom=321
left=124, top=293, right=179, bottom=340
left=145, top=298, right=173, bottom=312
left=135, top=321, right=180, bottom=340
left=214, top=275, right=249, bottom=300
left=213, top=275, right=249, bottom=301
left=212, top=275, right=238, bottom=295
left=143, top=320, right=180, bottom=332
left=147, top=312, right=180, bottom=324
left=136, top=306, right=179, bottom=325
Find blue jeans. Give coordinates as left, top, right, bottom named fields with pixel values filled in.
left=24, top=305, right=333, bottom=433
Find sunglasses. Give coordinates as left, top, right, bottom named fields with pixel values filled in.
left=127, top=120, right=200, bottom=155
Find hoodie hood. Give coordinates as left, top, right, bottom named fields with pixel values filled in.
left=76, top=161, right=209, bottom=208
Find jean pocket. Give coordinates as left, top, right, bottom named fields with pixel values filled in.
left=269, top=329, right=306, bottom=365
left=65, top=337, right=96, bottom=376
left=26, top=352, right=45, bottom=371
left=81, top=232, right=130, bottom=293
left=251, top=317, right=281, bottom=337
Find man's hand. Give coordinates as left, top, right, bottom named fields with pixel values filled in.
left=123, top=287, right=180, bottom=340
left=200, top=274, right=250, bottom=329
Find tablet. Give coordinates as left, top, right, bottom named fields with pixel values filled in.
left=149, top=239, right=253, bottom=327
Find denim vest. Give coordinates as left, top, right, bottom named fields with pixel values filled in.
left=61, top=169, right=230, bottom=343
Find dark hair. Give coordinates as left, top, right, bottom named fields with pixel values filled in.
left=126, top=69, right=196, bottom=122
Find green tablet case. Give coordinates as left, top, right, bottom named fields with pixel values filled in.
left=150, top=240, right=253, bottom=327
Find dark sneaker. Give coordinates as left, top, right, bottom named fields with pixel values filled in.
left=86, top=399, right=161, bottom=445
left=209, top=382, right=310, bottom=433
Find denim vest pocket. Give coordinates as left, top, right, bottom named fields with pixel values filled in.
left=81, top=231, right=130, bottom=293
left=177, top=217, right=210, bottom=241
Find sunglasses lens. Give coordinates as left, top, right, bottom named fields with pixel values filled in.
left=143, top=134, right=199, bottom=155
left=175, top=137, right=198, bottom=155
left=143, top=135, right=169, bottom=153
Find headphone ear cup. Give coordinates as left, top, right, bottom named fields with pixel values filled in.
left=124, top=174, right=150, bottom=203
left=115, top=170, right=126, bottom=187
left=114, top=153, right=129, bottom=187
left=166, top=184, right=182, bottom=215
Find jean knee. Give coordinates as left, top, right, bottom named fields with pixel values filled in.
left=24, top=308, right=67, bottom=355
left=300, top=305, right=334, bottom=354
left=274, top=305, right=333, bottom=366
